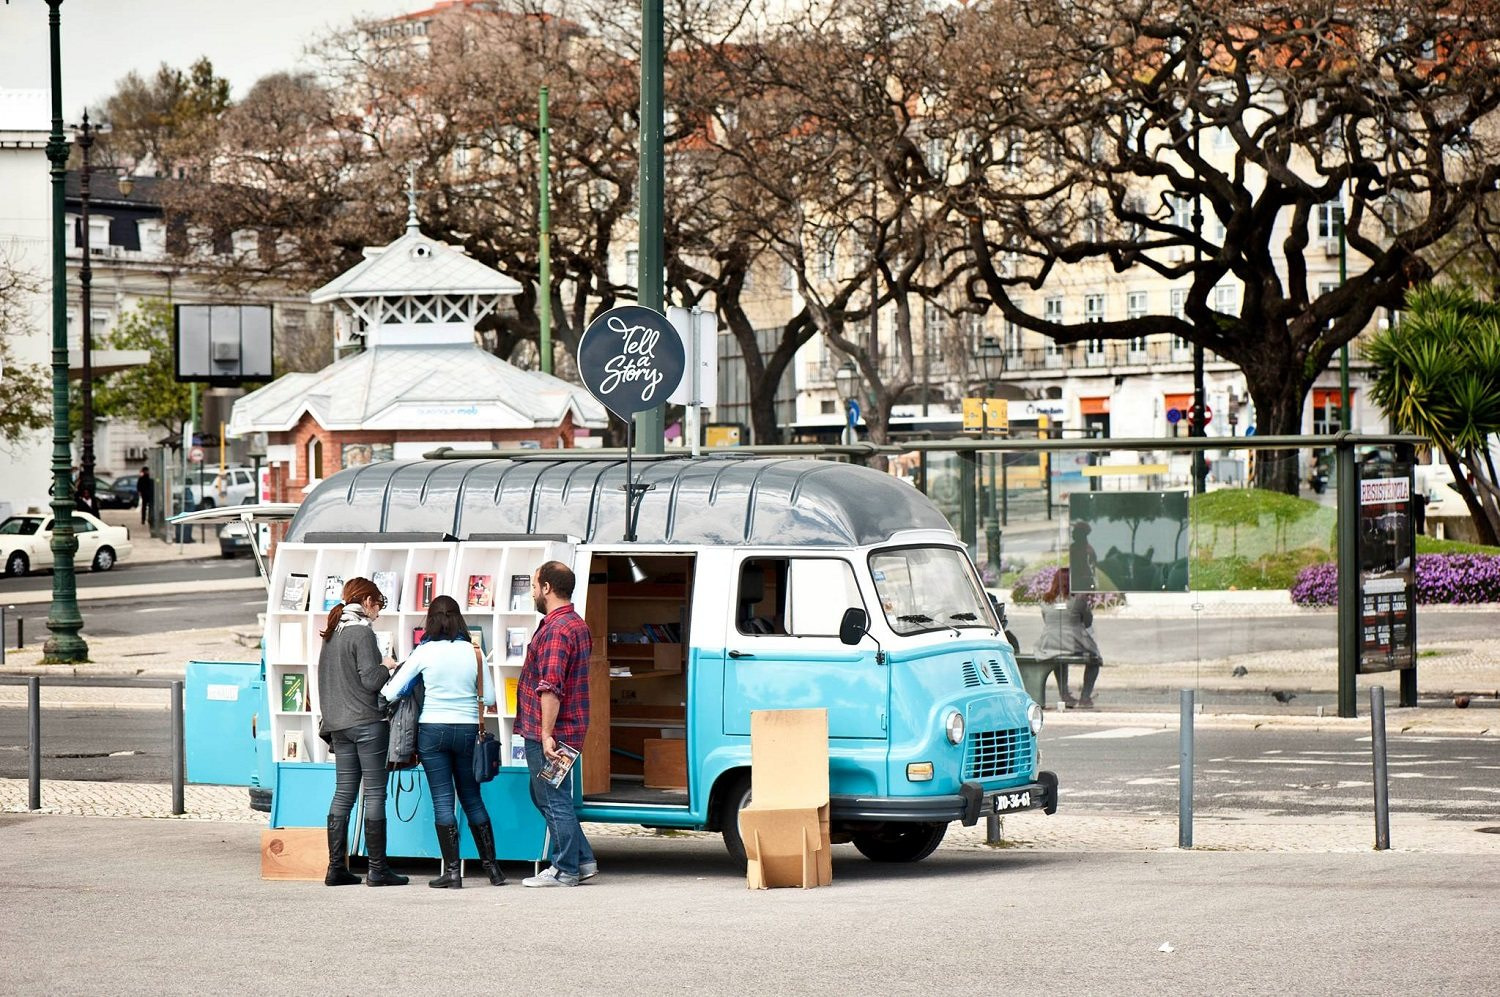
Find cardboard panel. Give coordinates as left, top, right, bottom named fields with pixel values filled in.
left=749, top=709, right=829, bottom=806
left=261, top=828, right=326, bottom=881
left=643, top=738, right=687, bottom=789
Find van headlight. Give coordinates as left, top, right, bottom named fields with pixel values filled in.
left=1027, top=702, right=1043, bottom=735
left=944, top=710, right=966, bottom=744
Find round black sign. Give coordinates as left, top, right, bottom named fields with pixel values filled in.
left=577, top=305, right=685, bottom=419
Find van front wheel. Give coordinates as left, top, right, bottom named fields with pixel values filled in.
left=719, top=773, right=754, bottom=862
left=852, top=822, right=947, bottom=863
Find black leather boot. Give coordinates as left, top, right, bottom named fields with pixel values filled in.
left=364, top=819, right=409, bottom=887
left=325, top=815, right=361, bottom=886
left=429, top=823, right=463, bottom=889
left=469, top=820, right=506, bottom=886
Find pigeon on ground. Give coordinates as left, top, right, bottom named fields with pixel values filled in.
left=1271, top=690, right=1297, bottom=704
left=1231, top=665, right=1249, bottom=677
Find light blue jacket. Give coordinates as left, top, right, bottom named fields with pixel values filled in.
left=381, top=638, right=494, bottom=724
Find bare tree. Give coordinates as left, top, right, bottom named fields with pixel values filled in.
left=945, top=0, right=1500, bottom=491
left=0, top=255, right=48, bottom=451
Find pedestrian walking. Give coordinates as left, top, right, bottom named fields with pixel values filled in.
left=381, top=595, right=507, bottom=889
left=516, top=560, right=596, bottom=887
left=318, top=576, right=408, bottom=888
left=137, top=467, right=154, bottom=526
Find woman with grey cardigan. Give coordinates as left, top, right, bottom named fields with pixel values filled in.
left=317, top=576, right=408, bottom=887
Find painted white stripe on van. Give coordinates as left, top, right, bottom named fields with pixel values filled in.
left=1060, top=727, right=1167, bottom=740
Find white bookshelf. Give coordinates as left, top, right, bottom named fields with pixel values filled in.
left=263, top=537, right=574, bottom=769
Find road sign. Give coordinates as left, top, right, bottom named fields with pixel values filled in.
left=189, top=446, right=205, bottom=463
left=1166, top=408, right=1182, bottom=425
left=846, top=398, right=861, bottom=424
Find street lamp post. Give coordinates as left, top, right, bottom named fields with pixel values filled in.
left=43, top=0, right=87, bottom=662
left=76, top=112, right=96, bottom=503
left=976, top=338, right=1005, bottom=565
left=835, top=362, right=858, bottom=446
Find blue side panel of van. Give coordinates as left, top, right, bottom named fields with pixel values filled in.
left=270, top=763, right=548, bottom=861
left=184, top=660, right=263, bottom=787
left=722, top=648, right=887, bottom=739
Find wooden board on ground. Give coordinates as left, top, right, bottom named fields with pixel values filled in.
left=260, top=827, right=327, bottom=881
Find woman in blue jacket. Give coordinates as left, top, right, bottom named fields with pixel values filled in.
left=382, top=595, right=505, bottom=888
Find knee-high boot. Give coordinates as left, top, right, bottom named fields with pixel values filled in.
left=325, top=815, right=361, bottom=886
left=364, top=818, right=409, bottom=887
left=469, top=820, right=506, bottom=886
left=429, top=823, right=463, bottom=889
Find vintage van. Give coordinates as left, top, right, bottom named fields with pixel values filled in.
left=186, top=452, right=1055, bottom=865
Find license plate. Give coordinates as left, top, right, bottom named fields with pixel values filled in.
left=992, top=790, right=1031, bottom=814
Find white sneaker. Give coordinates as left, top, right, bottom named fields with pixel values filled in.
left=522, top=866, right=579, bottom=888
left=578, top=861, right=598, bottom=882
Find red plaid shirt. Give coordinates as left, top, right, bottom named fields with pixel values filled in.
left=515, top=604, right=592, bottom=746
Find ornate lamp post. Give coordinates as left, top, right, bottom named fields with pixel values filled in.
left=44, top=0, right=87, bottom=662
left=75, top=111, right=96, bottom=502
left=976, top=337, right=1006, bottom=556
left=835, top=361, right=859, bottom=446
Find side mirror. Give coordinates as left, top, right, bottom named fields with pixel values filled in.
left=838, top=607, right=868, bottom=646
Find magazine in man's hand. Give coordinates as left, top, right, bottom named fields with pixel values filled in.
left=534, top=741, right=580, bottom=788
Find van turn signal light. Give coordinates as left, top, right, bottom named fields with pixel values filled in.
left=906, top=762, right=934, bottom=782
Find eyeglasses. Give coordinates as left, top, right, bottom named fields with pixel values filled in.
left=366, top=594, right=387, bottom=610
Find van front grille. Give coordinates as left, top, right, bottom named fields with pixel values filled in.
left=964, top=727, right=1032, bottom=780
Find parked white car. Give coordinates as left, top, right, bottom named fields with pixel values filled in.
left=1, top=510, right=134, bottom=575
left=179, top=467, right=258, bottom=509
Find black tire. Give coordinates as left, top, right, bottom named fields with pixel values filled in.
left=5, top=551, right=28, bottom=577
left=248, top=786, right=273, bottom=813
left=719, top=772, right=754, bottom=862
left=851, top=822, right=947, bottom=863
left=197, top=497, right=216, bottom=511
left=92, top=546, right=116, bottom=572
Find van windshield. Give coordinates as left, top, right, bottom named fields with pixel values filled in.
left=869, top=546, right=997, bottom=636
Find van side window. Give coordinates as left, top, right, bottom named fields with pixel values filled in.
left=737, top=558, right=862, bottom=637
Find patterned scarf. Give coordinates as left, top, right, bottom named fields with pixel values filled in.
left=336, top=602, right=372, bottom=633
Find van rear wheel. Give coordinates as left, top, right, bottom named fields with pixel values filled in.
left=719, top=773, right=754, bottom=862
left=852, top=822, right=947, bottom=863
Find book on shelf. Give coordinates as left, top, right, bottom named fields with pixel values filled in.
left=503, top=677, right=519, bottom=716
left=281, top=673, right=308, bottom=712
left=510, top=734, right=526, bottom=763
left=371, top=571, right=401, bottom=610
left=322, top=575, right=344, bottom=611
left=412, top=626, right=426, bottom=648
left=508, top=574, right=532, bottom=612
left=506, top=626, right=528, bottom=659
left=535, top=741, right=579, bottom=788
left=375, top=631, right=394, bottom=660
left=282, top=729, right=306, bottom=762
left=467, top=574, right=494, bottom=609
left=279, top=573, right=309, bottom=611
left=277, top=622, right=303, bottom=660
left=468, top=622, right=490, bottom=655
left=415, top=572, right=437, bottom=610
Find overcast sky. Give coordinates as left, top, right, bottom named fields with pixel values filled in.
left=0, top=0, right=417, bottom=118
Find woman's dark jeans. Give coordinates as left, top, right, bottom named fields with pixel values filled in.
left=327, top=721, right=389, bottom=821
left=418, top=723, right=491, bottom=828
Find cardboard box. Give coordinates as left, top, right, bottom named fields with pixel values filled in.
left=739, top=708, right=832, bottom=890
left=643, top=738, right=688, bottom=789
left=260, top=827, right=327, bottom=881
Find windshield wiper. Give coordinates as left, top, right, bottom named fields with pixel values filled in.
left=897, top=614, right=933, bottom=624
left=950, top=612, right=978, bottom=622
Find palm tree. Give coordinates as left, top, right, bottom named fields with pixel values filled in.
left=1363, top=283, right=1500, bottom=546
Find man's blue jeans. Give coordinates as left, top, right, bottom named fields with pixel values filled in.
left=524, top=738, right=594, bottom=877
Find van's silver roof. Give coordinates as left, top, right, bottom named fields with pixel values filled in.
left=286, top=456, right=951, bottom=547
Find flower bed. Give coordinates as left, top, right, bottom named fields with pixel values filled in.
left=1010, top=564, right=1127, bottom=608
left=1290, top=554, right=1500, bottom=606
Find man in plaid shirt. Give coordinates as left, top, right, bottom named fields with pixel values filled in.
left=517, top=560, right=597, bottom=887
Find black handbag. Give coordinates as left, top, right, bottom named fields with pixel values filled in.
left=473, top=728, right=501, bottom=784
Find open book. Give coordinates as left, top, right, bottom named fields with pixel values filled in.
left=534, top=741, right=580, bottom=788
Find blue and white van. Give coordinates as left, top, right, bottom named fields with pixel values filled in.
left=186, top=453, right=1055, bottom=865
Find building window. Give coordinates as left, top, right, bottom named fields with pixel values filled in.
left=1044, top=296, right=1064, bottom=323
left=1316, top=201, right=1344, bottom=241
left=1126, top=291, right=1147, bottom=320
left=306, top=437, right=324, bottom=482
left=1214, top=282, right=1237, bottom=314
left=818, top=233, right=837, bottom=281
left=1169, top=192, right=1194, bottom=231
left=1170, top=288, right=1187, bottom=319
left=624, top=249, right=639, bottom=287
left=924, top=302, right=949, bottom=341
left=1086, top=338, right=1105, bottom=355
left=1084, top=294, right=1105, bottom=323
left=1004, top=319, right=1022, bottom=356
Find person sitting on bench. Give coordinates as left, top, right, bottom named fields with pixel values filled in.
left=1035, top=567, right=1102, bottom=709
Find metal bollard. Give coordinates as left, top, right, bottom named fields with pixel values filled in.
left=985, top=811, right=1002, bottom=845
left=171, top=680, right=185, bottom=815
left=1179, top=688, right=1194, bottom=849
left=1, top=605, right=6, bottom=665
left=28, top=677, right=41, bottom=810
left=1371, top=686, right=1390, bottom=851
left=16, top=614, right=23, bottom=650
